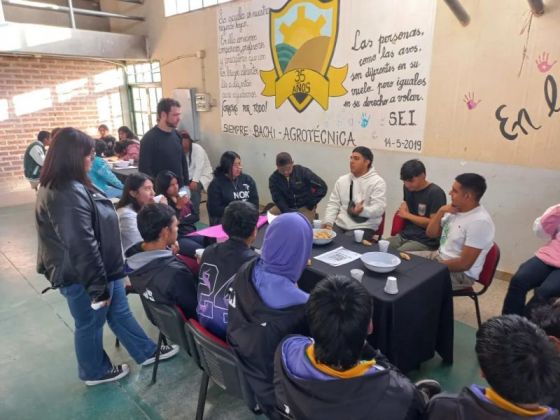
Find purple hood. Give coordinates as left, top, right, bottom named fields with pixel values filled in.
left=252, top=213, right=313, bottom=309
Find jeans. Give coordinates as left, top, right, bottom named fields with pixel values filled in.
left=178, top=235, right=205, bottom=258
left=60, top=279, right=157, bottom=380
left=502, top=256, right=560, bottom=315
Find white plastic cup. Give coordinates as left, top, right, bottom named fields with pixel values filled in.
left=153, top=194, right=164, bottom=203
left=378, top=239, right=390, bottom=253
left=313, top=219, right=322, bottom=229
left=353, top=229, right=364, bottom=243
left=384, top=276, right=399, bottom=294
left=128, top=159, right=134, bottom=166
left=350, top=269, right=364, bottom=282
left=178, top=187, right=191, bottom=199
left=195, top=248, right=204, bottom=262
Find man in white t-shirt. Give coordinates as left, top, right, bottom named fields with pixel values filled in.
left=415, top=173, right=495, bottom=290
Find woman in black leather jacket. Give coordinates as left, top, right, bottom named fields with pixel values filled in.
left=35, top=128, right=178, bottom=386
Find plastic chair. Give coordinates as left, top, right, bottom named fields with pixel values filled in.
left=185, top=319, right=259, bottom=420
left=452, top=243, right=500, bottom=328
left=140, top=297, right=195, bottom=384
left=391, top=211, right=405, bottom=236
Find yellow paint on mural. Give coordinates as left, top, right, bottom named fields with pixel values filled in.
left=260, top=0, right=347, bottom=113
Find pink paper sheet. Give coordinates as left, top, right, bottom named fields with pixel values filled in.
left=188, top=214, right=268, bottom=240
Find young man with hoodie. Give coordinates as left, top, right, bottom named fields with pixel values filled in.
left=227, top=212, right=312, bottom=419
left=323, top=146, right=386, bottom=239
left=125, top=203, right=198, bottom=320
left=426, top=315, right=560, bottom=419
left=275, top=275, right=433, bottom=420
left=529, top=298, right=560, bottom=410
left=196, top=201, right=259, bottom=340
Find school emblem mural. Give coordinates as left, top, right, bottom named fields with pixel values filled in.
left=260, top=0, right=348, bottom=112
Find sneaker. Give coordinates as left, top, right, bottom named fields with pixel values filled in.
left=84, top=364, right=129, bottom=386
left=415, top=379, right=442, bottom=403
left=141, top=344, right=180, bottom=366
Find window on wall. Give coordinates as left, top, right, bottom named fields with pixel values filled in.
left=126, top=62, right=162, bottom=137
left=164, top=0, right=234, bottom=17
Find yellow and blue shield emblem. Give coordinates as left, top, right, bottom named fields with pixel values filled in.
left=260, top=0, right=348, bottom=112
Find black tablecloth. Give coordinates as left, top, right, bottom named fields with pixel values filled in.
left=255, top=226, right=454, bottom=372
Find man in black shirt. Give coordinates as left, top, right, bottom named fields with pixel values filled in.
left=268, top=152, right=327, bottom=222
left=388, top=159, right=446, bottom=251
left=138, top=98, right=189, bottom=186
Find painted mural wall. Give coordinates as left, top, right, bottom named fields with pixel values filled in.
left=103, top=0, right=560, bottom=272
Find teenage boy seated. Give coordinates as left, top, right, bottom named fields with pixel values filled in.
left=126, top=203, right=198, bottom=319
left=414, top=173, right=495, bottom=290
left=196, top=201, right=259, bottom=339
left=274, top=275, right=436, bottom=420
left=529, top=298, right=560, bottom=410
left=388, top=159, right=446, bottom=252
left=426, top=314, right=560, bottom=419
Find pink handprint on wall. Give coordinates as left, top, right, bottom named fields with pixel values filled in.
left=463, top=92, right=481, bottom=110
left=536, top=52, right=556, bottom=73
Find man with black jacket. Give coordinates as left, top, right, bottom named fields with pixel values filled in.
left=197, top=201, right=259, bottom=340
left=268, top=152, right=327, bottom=222
left=138, top=98, right=189, bottom=186
left=274, top=275, right=429, bottom=420
left=126, top=203, right=198, bottom=319
left=426, top=315, right=560, bottom=419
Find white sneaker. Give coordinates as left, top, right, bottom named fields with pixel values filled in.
left=85, top=364, right=130, bottom=386
left=141, top=344, right=180, bottom=366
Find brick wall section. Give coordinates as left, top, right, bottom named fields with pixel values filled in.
left=0, top=55, right=124, bottom=191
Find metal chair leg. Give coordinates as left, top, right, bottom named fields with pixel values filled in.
left=151, top=332, right=164, bottom=384
left=196, top=372, right=210, bottom=420
left=473, top=295, right=482, bottom=328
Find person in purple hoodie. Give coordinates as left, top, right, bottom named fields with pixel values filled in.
left=227, top=212, right=312, bottom=419
left=426, top=315, right=560, bottom=420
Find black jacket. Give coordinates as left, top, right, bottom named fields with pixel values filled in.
left=197, top=238, right=257, bottom=339
left=35, top=181, right=124, bottom=300
left=138, top=127, right=189, bottom=186
left=269, top=165, right=327, bottom=213
left=125, top=244, right=198, bottom=319
left=426, top=386, right=560, bottom=420
left=207, top=173, right=259, bottom=224
left=227, top=259, right=308, bottom=418
left=274, top=336, right=425, bottom=420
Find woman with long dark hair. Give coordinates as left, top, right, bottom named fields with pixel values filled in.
left=206, top=151, right=259, bottom=225
left=155, top=170, right=204, bottom=257
left=116, top=172, right=167, bottom=252
left=36, top=128, right=177, bottom=386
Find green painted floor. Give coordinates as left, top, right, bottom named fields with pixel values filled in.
left=0, top=203, right=484, bottom=419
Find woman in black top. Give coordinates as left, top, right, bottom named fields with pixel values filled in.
left=35, top=128, right=176, bottom=386
left=206, top=151, right=259, bottom=225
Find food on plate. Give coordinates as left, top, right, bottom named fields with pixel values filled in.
left=313, top=230, right=333, bottom=240
left=362, top=239, right=373, bottom=246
